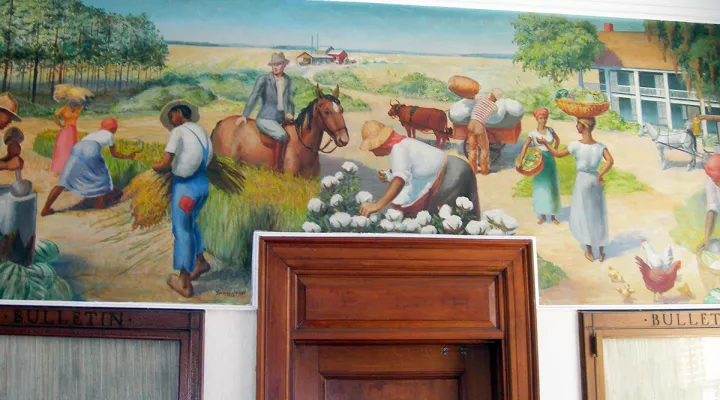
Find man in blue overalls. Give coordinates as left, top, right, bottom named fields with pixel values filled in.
left=153, top=99, right=214, bottom=298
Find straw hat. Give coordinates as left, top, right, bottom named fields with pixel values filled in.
left=160, top=99, right=200, bottom=131
left=0, top=92, right=21, bottom=121
left=268, top=52, right=290, bottom=66
left=359, top=120, right=394, bottom=151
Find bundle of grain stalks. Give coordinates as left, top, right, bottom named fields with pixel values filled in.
left=123, top=156, right=245, bottom=229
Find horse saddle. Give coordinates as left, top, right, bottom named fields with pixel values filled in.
left=248, top=118, right=295, bottom=147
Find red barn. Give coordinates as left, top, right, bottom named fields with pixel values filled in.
left=327, top=49, right=348, bottom=64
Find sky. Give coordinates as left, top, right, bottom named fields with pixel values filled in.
left=82, top=0, right=645, bottom=55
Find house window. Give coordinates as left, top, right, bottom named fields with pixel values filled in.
left=616, top=71, right=632, bottom=86
left=618, top=97, right=635, bottom=122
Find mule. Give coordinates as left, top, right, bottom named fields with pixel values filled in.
left=638, top=122, right=698, bottom=171
left=388, top=100, right=452, bottom=149
left=211, top=84, right=350, bottom=178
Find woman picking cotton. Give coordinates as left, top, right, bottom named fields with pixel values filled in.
left=41, top=117, right=137, bottom=216
left=516, top=107, right=562, bottom=225
left=356, top=120, right=480, bottom=220
left=536, top=117, right=614, bottom=262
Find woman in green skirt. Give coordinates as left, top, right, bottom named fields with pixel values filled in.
left=516, top=107, right=562, bottom=224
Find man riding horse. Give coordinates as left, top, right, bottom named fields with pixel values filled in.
left=235, top=52, right=295, bottom=173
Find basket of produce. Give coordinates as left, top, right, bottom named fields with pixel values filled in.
left=515, top=147, right=544, bottom=177
left=447, top=75, right=480, bottom=99
left=554, top=89, right=609, bottom=118
left=697, top=239, right=720, bottom=295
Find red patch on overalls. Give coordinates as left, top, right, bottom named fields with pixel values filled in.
left=178, top=196, right=195, bottom=215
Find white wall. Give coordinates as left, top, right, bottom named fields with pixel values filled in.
left=202, top=308, right=582, bottom=400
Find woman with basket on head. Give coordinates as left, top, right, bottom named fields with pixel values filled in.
left=516, top=107, right=562, bottom=225
left=536, top=96, right=614, bottom=262
left=50, top=85, right=92, bottom=174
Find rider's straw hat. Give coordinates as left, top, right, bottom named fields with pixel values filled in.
left=360, top=120, right=394, bottom=151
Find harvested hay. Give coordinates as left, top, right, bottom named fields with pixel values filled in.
left=123, top=156, right=245, bottom=230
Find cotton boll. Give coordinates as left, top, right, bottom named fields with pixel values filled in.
left=420, top=225, right=438, bottom=234
left=402, top=218, right=421, bottom=233
left=335, top=171, right=345, bottom=181
left=330, top=194, right=343, bottom=207
left=439, top=204, right=453, bottom=220
left=342, top=161, right=359, bottom=174
left=321, top=175, right=339, bottom=190
left=379, top=219, right=394, bottom=232
left=455, top=197, right=473, bottom=212
left=487, top=229, right=505, bottom=236
left=465, top=220, right=485, bottom=235
left=442, top=215, right=463, bottom=233
left=351, top=215, right=370, bottom=229
left=501, top=215, right=520, bottom=231
left=415, top=211, right=432, bottom=227
left=302, top=221, right=322, bottom=233
left=385, top=209, right=404, bottom=222
left=448, top=99, right=475, bottom=125
left=502, top=98, right=525, bottom=117
left=307, top=198, right=326, bottom=214
left=329, top=212, right=352, bottom=230
left=355, top=191, right=373, bottom=204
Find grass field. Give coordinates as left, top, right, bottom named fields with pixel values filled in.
left=32, top=130, right=318, bottom=276
left=512, top=144, right=648, bottom=198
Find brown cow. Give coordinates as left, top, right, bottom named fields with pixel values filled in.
left=387, top=100, right=452, bottom=149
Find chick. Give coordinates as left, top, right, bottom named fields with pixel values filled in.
left=615, top=284, right=634, bottom=300
left=608, top=266, right=624, bottom=283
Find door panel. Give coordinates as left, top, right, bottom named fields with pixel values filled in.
left=293, top=344, right=495, bottom=400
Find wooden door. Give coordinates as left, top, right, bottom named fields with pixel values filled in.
left=256, top=235, right=539, bottom=400
left=294, top=344, right=497, bottom=400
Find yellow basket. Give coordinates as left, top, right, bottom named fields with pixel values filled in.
left=555, top=98, right=610, bottom=118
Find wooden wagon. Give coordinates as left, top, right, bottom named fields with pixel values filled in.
left=449, top=122, right=523, bottom=168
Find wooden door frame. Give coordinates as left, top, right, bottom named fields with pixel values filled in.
left=255, top=234, right=540, bottom=400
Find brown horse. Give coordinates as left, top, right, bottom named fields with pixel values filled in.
left=211, top=84, right=350, bottom=178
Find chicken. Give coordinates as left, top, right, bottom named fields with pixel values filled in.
left=608, top=266, right=624, bottom=283
left=636, top=255, right=681, bottom=302
left=640, top=240, right=673, bottom=271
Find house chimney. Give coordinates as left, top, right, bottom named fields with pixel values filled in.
left=604, top=23, right=614, bottom=32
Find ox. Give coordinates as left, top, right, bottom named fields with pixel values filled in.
left=387, top=100, right=452, bottom=149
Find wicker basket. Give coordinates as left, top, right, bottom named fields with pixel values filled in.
left=555, top=98, right=610, bottom=118
left=697, top=246, right=720, bottom=294
left=447, top=76, right=480, bottom=99
left=515, top=148, right=545, bottom=177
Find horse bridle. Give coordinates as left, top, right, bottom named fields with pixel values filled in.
left=297, top=100, right=348, bottom=154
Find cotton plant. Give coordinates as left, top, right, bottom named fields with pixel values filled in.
left=301, top=166, right=520, bottom=236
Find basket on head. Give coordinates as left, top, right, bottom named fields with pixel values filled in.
left=555, top=98, right=609, bottom=118
left=447, top=75, right=480, bottom=99
left=515, top=147, right=545, bottom=177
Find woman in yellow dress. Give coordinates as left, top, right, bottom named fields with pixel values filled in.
left=51, top=101, right=84, bottom=174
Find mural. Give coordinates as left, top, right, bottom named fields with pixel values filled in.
left=0, top=0, right=719, bottom=306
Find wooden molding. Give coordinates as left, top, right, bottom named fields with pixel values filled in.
left=256, top=235, right=539, bottom=399
left=0, top=305, right=204, bottom=400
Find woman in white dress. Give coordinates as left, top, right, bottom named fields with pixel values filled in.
left=537, top=117, right=614, bottom=262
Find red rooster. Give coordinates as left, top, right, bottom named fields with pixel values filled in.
left=635, top=256, right=681, bottom=302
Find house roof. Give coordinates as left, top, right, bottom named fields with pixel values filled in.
left=328, top=49, right=346, bottom=56
left=296, top=52, right=312, bottom=58
left=594, top=31, right=677, bottom=71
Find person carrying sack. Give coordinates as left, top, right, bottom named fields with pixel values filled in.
left=467, top=88, right=504, bottom=175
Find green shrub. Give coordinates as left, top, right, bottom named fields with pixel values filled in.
left=197, top=70, right=263, bottom=103
left=670, top=190, right=720, bottom=251
left=291, top=74, right=369, bottom=112
left=111, top=84, right=217, bottom=114
left=537, top=255, right=568, bottom=290
left=598, top=110, right=640, bottom=133
left=376, top=72, right=459, bottom=102
left=313, top=69, right=368, bottom=91
left=512, top=145, right=647, bottom=197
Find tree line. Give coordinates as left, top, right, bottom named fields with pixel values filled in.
left=0, top=0, right=169, bottom=103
